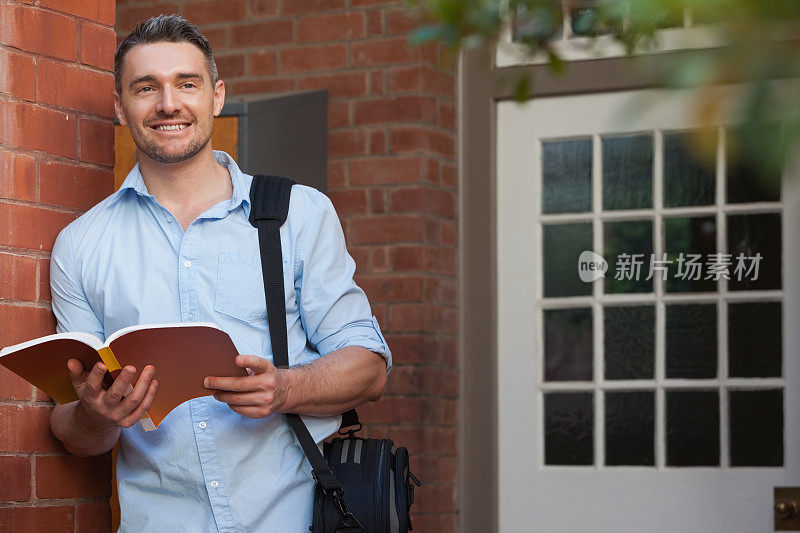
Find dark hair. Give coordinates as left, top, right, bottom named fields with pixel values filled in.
left=114, top=14, right=218, bottom=94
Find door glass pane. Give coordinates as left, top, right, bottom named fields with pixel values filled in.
left=542, top=139, right=592, bottom=214
left=544, top=392, right=594, bottom=465
left=543, top=223, right=593, bottom=297
left=605, top=391, right=655, bottom=466
left=666, top=304, right=717, bottom=379
left=602, top=134, right=653, bottom=210
left=544, top=308, right=593, bottom=381
left=726, top=125, right=781, bottom=204
left=727, top=213, right=782, bottom=291
left=666, top=390, right=720, bottom=466
left=729, top=389, right=783, bottom=467
left=604, top=219, right=653, bottom=294
left=604, top=305, right=654, bottom=380
left=663, top=130, right=716, bottom=207
left=729, top=302, right=782, bottom=378
left=664, top=216, right=717, bottom=293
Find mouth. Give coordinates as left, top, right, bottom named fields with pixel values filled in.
left=149, top=121, right=192, bottom=132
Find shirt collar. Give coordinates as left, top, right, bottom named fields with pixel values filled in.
left=118, top=150, right=252, bottom=216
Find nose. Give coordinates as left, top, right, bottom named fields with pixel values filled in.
left=155, top=86, right=180, bottom=115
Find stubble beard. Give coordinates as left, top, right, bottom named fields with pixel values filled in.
left=134, top=116, right=213, bottom=164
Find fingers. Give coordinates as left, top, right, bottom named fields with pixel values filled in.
left=236, top=354, right=271, bottom=374
left=212, top=390, right=272, bottom=406
left=83, top=362, right=109, bottom=397
left=227, top=404, right=270, bottom=419
left=119, top=366, right=155, bottom=410
left=101, top=366, right=136, bottom=407
left=119, top=379, right=159, bottom=428
left=66, top=359, right=85, bottom=379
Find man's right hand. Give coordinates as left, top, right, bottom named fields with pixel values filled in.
left=67, top=359, right=158, bottom=429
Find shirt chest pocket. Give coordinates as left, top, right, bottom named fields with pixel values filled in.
left=214, top=252, right=269, bottom=323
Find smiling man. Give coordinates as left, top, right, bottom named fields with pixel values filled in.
left=48, top=15, right=391, bottom=532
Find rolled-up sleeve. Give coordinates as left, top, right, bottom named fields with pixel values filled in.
left=294, top=191, right=392, bottom=373
left=51, top=227, right=104, bottom=339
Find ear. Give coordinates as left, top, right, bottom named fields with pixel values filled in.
left=212, top=79, right=225, bottom=117
left=114, top=90, right=128, bottom=127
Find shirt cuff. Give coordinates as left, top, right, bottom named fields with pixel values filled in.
left=322, top=316, right=392, bottom=374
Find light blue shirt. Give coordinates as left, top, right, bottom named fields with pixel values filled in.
left=50, top=151, right=391, bottom=532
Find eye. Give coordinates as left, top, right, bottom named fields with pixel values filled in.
left=137, top=86, right=153, bottom=93
left=182, top=82, right=196, bottom=89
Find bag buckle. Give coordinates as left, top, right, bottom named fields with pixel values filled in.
left=333, top=490, right=363, bottom=533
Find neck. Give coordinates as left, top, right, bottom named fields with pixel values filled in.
left=137, top=144, right=233, bottom=227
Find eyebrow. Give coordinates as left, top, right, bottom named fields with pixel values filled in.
left=129, top=72, right=203, bottom=89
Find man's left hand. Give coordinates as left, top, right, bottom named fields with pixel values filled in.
left=204, top=355, right=288, bottom=418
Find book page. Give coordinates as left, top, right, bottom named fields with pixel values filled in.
left=104, top=321, right=220, bottom=346
left=1, top=331, right=103, bottom=356
left=107, top=324, right=244, bottom=428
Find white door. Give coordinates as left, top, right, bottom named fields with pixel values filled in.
left=496, top=87, right=800, bottom=532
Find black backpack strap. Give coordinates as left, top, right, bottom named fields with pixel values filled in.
left=248, top=175, right=363, bottom=533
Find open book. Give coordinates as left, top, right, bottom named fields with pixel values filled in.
left=0, top=322, right=245, bottom=430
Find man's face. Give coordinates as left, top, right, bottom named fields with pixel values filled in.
left=114, top=41, right=224, bottom=164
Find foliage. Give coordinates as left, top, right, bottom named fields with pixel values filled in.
left=408, top=0, right=800, bottom=179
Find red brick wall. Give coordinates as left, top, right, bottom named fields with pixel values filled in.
left=116, top=1, right=459, bottom=530
left=0, top=0, right=117, bottom=529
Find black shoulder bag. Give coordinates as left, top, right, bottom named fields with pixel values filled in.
left=248, top=175, right=420, bottom=533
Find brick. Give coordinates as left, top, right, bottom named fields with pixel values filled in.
left=229, top=78, right=296, bottom=95
left=441, top=220, right=456, bottom=246
left=0, top=203, right=75, bottom=252
left=39, top=160, right=114, bottom=211
left=0, top=365, right=33, bottom=400
left=36, top=455, right=112, bottom=499
left=0, top=404, right=63, bottom=453
left=249, top=51, right=278, bottom=77
left=215, top=53, right=246, bottom=79
left=0, top=253, right=37, bottom=301
left=352, top=0, right=402, bottom=6
left=350, top=156, right=432, bottom=186
left=0, top=49, right=36, bottom=101
left=298, top=72, right=367, bottom=98
left=79, top=118, right=115, bottom=166
left=280, top=44, right=348, bottom=73
left=202, top=27, right=229, bottom=50
left=329, top=189, right=368, bottom=216
left=358, top=396, right=425, bottom=423
left=369, top=70, right=384, bottom=95
left=80, top=22, right=116, bottom=71
left=390, top=187, right=455, bottom=218
left=0, top=100, right=77, bottom=159
left=391, top=127, right=454, bottom=158
left=371, top=248, right=388, bottom=270
left=38, top=59, right=115, bottom=118
left=442, top=398, right=457, bottom=425
left=0, top=456, right=31, bottom=502
left=0, top=507, right=74, bottom=533
left=250, top=0, right=279, bottom=17
left=382, top=334, right=427, bottom=364
left=76, top=502, right=111, bottom=532
left=369, top=129, right=387, bottom=154
left=39, top=258, right=51, bottom=302
left=329, top=130, right=367, bottom=158
left=190, top=0, right=246, bottom=25
left=231, top=20, right=293, bottom=48
left=389, top=303, right=456, bottom=334
left=327, top=160, right=347, bottom=188
left=297, top=12, right=365, bottom=43
left=282, top=0, right=345, bottom=15
left=328, top=101, right=350, bottom=129
left=387, top=65, right=455, bottom=98
left=439, top=101, right=456, bottom=130
left=391, top=245, right=455, bottom=274
left=98, top=0, right=115, bottom=26
left=441, top=164, right=456, bottom=187
left=358, top=275, right=424, bottom=303
left=350, top=215, right=425, bottom=244
left=352, top=37, right=420, bottom=67
left=386, top=365, right=424, bottom=394
left=39, top=0, right=99, bottom=20
left=367, top=10, right=384, bottom=35
left=0, top=4, right=77, bottom=60
left=415, top=455, right=457, bottom=484
left=424, top=367, right=458, bottom=397
left=414, top=484, right=457, bottom=513
left=369, top=188, right=386, bottom=213
left=115, top=3, right=182, bottom=33
left=353, top=96, right=437, bottom=125
left=0, top=151, right=36, bottom=202
left=385, top=8, right=420, bottom=34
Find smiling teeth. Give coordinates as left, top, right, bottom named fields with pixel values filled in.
left=155, top=124, right=188, bottom=131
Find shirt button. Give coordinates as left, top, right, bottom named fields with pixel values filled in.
left=187, top=313, right=194, bottom=320
left=210, top=481, right=219, bottom=488
left=183, top=260, right=192, bottom=268
left=198, top=421, right=206, bottom=429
